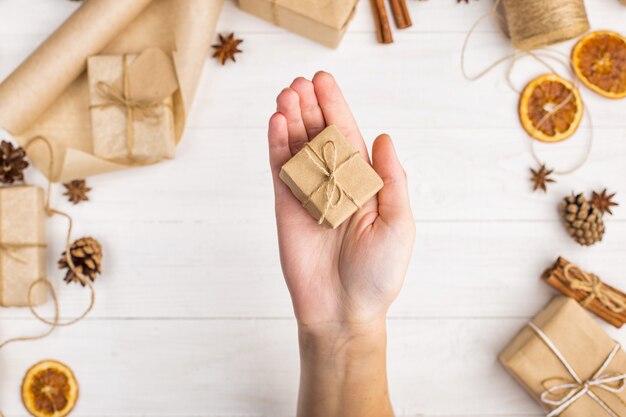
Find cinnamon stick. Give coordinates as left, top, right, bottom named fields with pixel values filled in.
left=371, top=0, right=393, bottom=44
left=542, top=257, right=626, bottom=328
left=388, top=0, right=412, bottom=29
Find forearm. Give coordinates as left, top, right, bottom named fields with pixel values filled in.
left=296, top=319, right=394, bottom=417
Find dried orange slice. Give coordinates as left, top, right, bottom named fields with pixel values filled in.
left=22, top=360, right=79, bottom=417
left=519, top=74, right=583, bottom=143
left=572, top=31, right=626, bottom=99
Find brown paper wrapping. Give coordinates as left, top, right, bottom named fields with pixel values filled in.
left=279, top=125, right=383, bottom=229
left=0, top=0, right=223, bottom=182
left=500, top=297, right=626, bottom=417
left=239, top=0, right=358, bottom=48
left=88, top=49, right=177, bottom=163
left=0, top=186, right=47, bottom=307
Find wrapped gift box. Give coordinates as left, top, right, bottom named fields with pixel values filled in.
left=500, top=296, right=626, bottom=417
left=0, top=185, right=47, bottom=307
left=88, top=48, right=179, bottom=164
left=279, top=125, right=383, bottom=229
left=239, top=0, right=358, bottom=48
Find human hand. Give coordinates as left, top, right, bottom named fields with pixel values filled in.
left=268, top=71, right=415, bottom=332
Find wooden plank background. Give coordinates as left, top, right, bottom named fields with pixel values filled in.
left=1, top=0, right=626, bottom=415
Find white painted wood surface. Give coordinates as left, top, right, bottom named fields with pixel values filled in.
left=2, top=0, right=626, bottom=415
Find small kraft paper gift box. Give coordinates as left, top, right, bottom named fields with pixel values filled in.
left=500, top=296, right=626, bottom=417
left=279, top=125, right=383, bottom=229
left=88, top=48, right=179, bottom=164
left=0, top=185, right=47, bottom=307
left=239, top=0, right=358, bottom=48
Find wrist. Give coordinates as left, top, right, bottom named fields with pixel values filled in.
left=297, top=317, right=387, bottom=363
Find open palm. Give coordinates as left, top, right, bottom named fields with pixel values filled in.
left=268, top=72, right=415, bottom=328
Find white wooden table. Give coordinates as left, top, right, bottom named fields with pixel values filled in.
left=2, top=0, right=626, bottom=415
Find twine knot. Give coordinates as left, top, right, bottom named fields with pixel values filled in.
left=303, top=141, right=360, bottom=225
left=94, top=82, right=163, bottom=121
left=564, top=264, right=626, bottom=313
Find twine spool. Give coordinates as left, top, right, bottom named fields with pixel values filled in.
left=501, top=0, right=590, bottom=50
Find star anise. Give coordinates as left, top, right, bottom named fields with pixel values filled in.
left=63, top=179, right=91, bottom=204
left=530, top=164, right=556, bottom=192
left=212, top=33, right=243, bottom=65
left=591, top=189, right=618, bottom=215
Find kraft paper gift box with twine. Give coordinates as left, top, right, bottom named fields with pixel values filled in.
left=0, top=185, right=47, bottom=307
left=238, top=0, right=358, bottom=48
left=279, top=125, right=383, bottom=229
left=0, top=0, right=224, bottom=182
left=88, top=48, right=179, bottom=163
left=500, top=296, right=626, bottom=417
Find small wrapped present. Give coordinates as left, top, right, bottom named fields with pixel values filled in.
left=500, top=296, right=626, bottom=417
left=88, top=48, right=179, bottom=164
left=279, top=125, right=383, bottom=229
left=239, top=0, right=358, bottom=48
left=0, top=185, right=47, bottom=307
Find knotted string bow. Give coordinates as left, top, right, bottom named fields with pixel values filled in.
left=563, top=264, right=626, bottom=313
left=303, top=141, right=360, bottom=225
left=529, top=322, right=626, bottom=417
left=91, top=55, right=166, bottom=160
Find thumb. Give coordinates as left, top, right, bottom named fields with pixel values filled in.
left=372, top=134, right=413, bottom=224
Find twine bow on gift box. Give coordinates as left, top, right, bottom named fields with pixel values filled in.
left=90, top=54, right=169, bottom=160
left=303, top=141, right=360, bottom=224
left=529, top=322, right=626, bottom=417
left=563, top=264, right=626, bottom=314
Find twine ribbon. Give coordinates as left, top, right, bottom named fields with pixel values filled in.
left=0, top=135, right=95, bottom=350
left=563, top=264, right=626, bottom=314
left=302, top=141, right=360, bottom=225
left=90, top=54, right=167, bottom=160
left=0, top=243, right=46, bottom=263
left=528, top=322, right=626, bottom=417
left=460, top=0, right=593, bottom=176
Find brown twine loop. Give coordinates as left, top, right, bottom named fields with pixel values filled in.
left=460, top=0, right=593, bottom=176
left=90, top=54, right=167, bottom=160
left=0, top=135, right=96, bottom=350
left=563, top=264, right=626, bottom=314
left=302, top=141, right=360, bottom=224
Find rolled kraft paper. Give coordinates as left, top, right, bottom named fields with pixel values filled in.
left=0, top=0, right=224, bottom=182
left=501, top=0, right=590, bottom=50
left=0, top=0, right=152, bottom=135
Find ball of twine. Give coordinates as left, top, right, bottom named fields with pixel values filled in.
left=501, top=0, right=590, bottom=50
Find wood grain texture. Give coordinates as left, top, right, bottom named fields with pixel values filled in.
left=1, top=0, right=626, bottom=415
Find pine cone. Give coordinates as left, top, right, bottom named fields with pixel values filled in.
left=0, top=140, right=29, bottom=184
left=560, top=193, right=605, bottom=246
left=58, top=237, right=103, bottom=285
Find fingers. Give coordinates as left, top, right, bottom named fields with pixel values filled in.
left=268, top=112, right=292, bottom=197
left=312, top=71, right=369, bottom=161
left=276, top=88, right=308, bottom=155
left=290, top=77, right=326, bottom=139
left=371, top=134, right=413, bottom=225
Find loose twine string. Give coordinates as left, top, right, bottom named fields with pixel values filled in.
left=0, top=135, right=95, bottom=350
left=460, top=0, right=593, bottom=175
left=563, top=263, right=626, bottom=314
left=302, top=141, right=361, bottom=224
left=528, top=322, right=626, bottom=417
left=90, top=54, right=167, bottom=160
